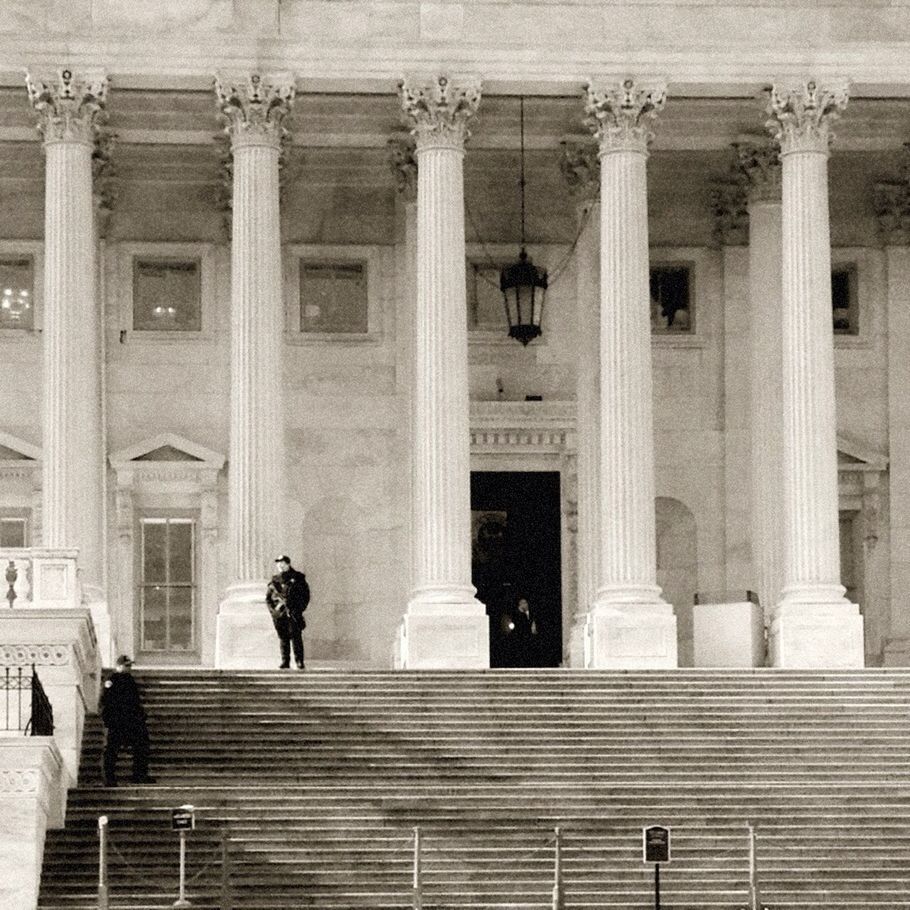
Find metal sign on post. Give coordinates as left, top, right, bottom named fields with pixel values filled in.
left=172, top=804, right=195, bottom=908
left=643, top=825, right=671, bottom=910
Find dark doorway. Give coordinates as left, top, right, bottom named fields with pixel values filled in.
left=471, top=471, right=562, bottom=668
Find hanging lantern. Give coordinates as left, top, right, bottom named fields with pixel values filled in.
left=500, top=97, right=547, bottom=345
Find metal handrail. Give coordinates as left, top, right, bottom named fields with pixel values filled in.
left=1, top=664, right=54, bottom=735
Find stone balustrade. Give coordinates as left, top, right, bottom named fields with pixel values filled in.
left=0, top=548, right=82, bottom=611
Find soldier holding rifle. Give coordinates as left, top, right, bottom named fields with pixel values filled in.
left=266, top=555, right=310, bottom=669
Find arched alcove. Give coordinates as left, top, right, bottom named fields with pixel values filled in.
left=656, top=497, right=698, bottom=667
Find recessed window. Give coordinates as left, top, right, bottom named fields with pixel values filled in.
left=0, top=516, right=28, bottom=548
left=132, top=259, right=202, bottom=332
left=139, top=517, right=196, bottom=653
left=299, top=261, right=368, bottom=334
left=832, top=265, right=858, bottom=335
left=467, top=262, right=506, bottom=331
left=0, top=258, right=34, bottom=331
left=650, top=265, right=693, bottom=333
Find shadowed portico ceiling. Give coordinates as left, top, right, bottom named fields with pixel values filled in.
left=2, top=87, right=910, bottom=153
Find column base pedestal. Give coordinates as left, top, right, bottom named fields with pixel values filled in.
left=215, top=582, right=278, bottom=670
left=769, top=600, right=865, bottom=668
left=396, top=602, right=490, bottom=670
left=583, top=603, right=678, bottom=669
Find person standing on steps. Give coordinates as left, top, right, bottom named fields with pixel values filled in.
left=266, top=554, right=310, bottom=669
left=101, top=655, right=156, bottom=787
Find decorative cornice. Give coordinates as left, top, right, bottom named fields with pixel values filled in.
left=0, top=769, right=40, bottom=795
left=470, top=401, right=576, bottom=454
left=583, top=78, right=666, bottom=154
left=734, top=140, right=782, bottom=203
left=26, top=68, right=109, bottom=146
left=765, top=80, right=849, bottom=155
left=398, top=75, right=482, bottom=152
left=560, top=138, right=600, bottom=202
left=387, top=131, right=417, bottom=201
left=214, top=72, right=295, bottom=151
left=0, top=644, right=70, bottom=667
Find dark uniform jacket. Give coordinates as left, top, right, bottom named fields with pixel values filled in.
left=266, top=568, right=310, bottom=634
left=100, top=673, right=147, bottom=728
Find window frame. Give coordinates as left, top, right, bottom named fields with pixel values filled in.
left=649, top=248, right=709, bottom=350
left=0, top=241, right=43, bottom=340
left=0, top=509, right=30, bottom=548
left=116, top=242, right=216, bottom=343
left=284, top=244, right=382, bottom=344
left=831, top=248, right=873, bottom=349
left=136, top=510, right=200, bottom=658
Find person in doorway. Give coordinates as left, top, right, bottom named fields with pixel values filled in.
left=502, top=596, right=540, bottom=667
left=101, top=654, right=155, bottom=787
left=266, top=554, right=310, bottom=669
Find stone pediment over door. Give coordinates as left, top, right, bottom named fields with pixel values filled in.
left=836, top=433, right=888, bottom=552
left=110, top=433, right=225, bottom=475
left=0, top=430, right=40, bottom=481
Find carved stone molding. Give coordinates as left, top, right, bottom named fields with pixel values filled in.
left=873, top=178, right=910, bottom=246
left=735, top=141, right=782, bottom=203
left=0, top=643, right=70, bottom=667
left=92, top=130, right=117, bottom=237
left=26, top=68, right=109, bottom=146
left=560, top=137, right=600, bottom=203
left=387, top=131, right=417, bottom=201
left=0, top=769, right=40, bottom=794
left=398, top=75, right=482, bottom=151
left=709, top=178, right=749, bottom=246
left=583, top=78, right=666, bottom=154
left=766, top=80, right=849, bottom=155
left=470, top=402, right=576, bottom=455
left=214, top=72, right=295, bottom=151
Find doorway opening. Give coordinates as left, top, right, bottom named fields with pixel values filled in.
left=470, top=471, right=562, bottom=668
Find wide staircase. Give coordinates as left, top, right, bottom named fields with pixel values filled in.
left=36, top=669, right=910, bottom=909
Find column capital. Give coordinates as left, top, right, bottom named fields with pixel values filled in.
left=734, top=140, right=782, bottom=203
left=398, top=75, right=482, bottom=152
left=387, top=131, right=418, bottom=201
left=214, top=72, right=296, bottom=151
left=765, top=80, right=849, bottom=155
left=560, top=137, right=600, bottom=201
left=583, top=78, right=666, bottom=154
left=709, top=178, right=749, bottom=246
left=26, top=68, right=108, bottom=146
left=873, top=179, right=910, bottom=246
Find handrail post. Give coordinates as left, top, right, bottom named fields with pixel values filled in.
left=220, top=829, right=232, bottom=910
left=552, top=827, right=562, bottom=910
left=97, top=815, right=109, bottom=910
left=748, top=822, right=760, bottom=910
left=412, top=826, right=422, bottom=910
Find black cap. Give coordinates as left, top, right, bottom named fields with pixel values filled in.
left=275, top=555, right=291, bottom=564
left=115, top=654, right=133, bottom=667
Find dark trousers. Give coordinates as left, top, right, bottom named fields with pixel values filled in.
left=103, top=721, right=150, bottom=784
left=279, top=628, right=305, bottom=667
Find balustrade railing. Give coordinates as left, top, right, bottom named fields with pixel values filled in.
left=1, top=664, right=54, bottom=735
left=0, top=547, right=82, bottom=609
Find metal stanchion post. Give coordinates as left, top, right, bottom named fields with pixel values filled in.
left=220, top=829, right=232, bottom=910
left=173, top=828, right=191, bottom=908
left=552, top=827, right=562, bottom=910
left=97, top=815, right=109, bottom=910
left=412, top=826, right=422, bottom=910
left=654, top=862, right=661, bottom=910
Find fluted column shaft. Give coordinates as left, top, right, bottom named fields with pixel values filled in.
left=28, top=70, right=107, bottom=596
left=216, top=74, right=294, bottom=593
left=768, top=82, right=848, bottom=605
left=400, top=77, right=481, bottom=609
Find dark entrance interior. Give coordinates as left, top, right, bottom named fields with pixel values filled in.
left=470, top=471, right=562, bottom=668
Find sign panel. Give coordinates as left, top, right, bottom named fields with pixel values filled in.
left=171, top=805, right=196, bottom=831
left=643, top=825, right=671, bottom=863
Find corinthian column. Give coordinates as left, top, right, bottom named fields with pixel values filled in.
left=581, top=79, right=677, bottom=668
left=765, top=80, right=864, bottom=667
left=395, top=75, right=489, bottom=669
left=560, top=139, right=601, bottom=666
left=27, top=69, right=111, bottom=644
left=737, top=141, right=784, bottom=624
left=213, top=73, right=295, bottom=669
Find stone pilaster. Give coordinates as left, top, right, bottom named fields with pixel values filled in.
left=736, top=141, right=785, bottom=625
left=581, top=79, right=677, bottom=668
left=560, top=138, right=601, bottom=666
left=765, top=80, right=864, bottom=667
left=395, top=75, right=489, bottom=669
left=26, top=68, right=112, bottom=656
left=213, top=73, right=295, bottom=669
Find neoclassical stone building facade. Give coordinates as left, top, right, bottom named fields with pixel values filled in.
left=0, top=0, right=907, bottom=671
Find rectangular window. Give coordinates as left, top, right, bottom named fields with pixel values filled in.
left=139, top=517, right=196, bottom=653
left=650, top=265, right=693, bottom=333
left=132, top=259, right=202, bottom=332
left=0, top=258, right=34, bottom=331
left=467, top=262, right=506, bottom=331
left=832, top=265, right=858, bottom=335
left=0, top=517, right=27, bottom=548
left=299, top=261, right=368, bottom=334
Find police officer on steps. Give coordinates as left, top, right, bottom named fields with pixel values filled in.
left=101, top=654, right=155, bottom=787
left=266, top=555, right=310, bottom=669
